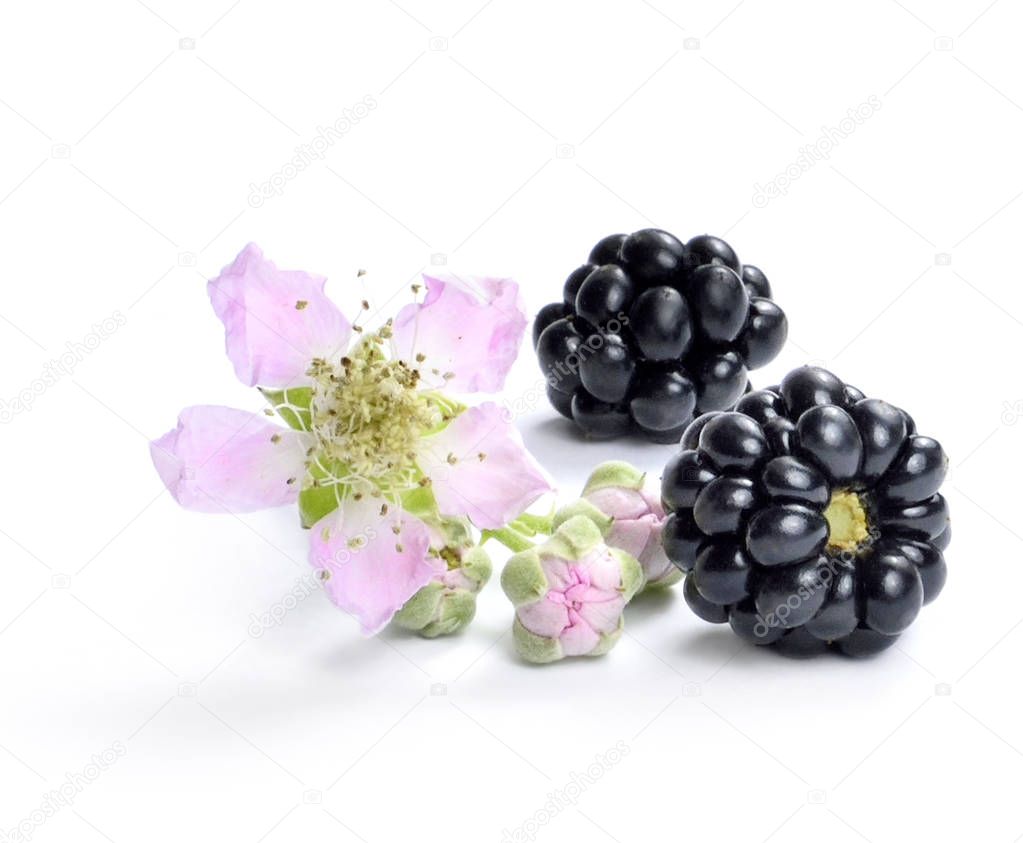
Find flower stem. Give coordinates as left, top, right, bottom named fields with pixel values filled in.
left=511, top=512, right=555, bottom=536
left=482, top=526, right=536, bottom=553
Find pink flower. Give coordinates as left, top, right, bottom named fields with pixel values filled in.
left=151, top=244, right=551, bottom=635
left=501, top=515, right=643, bottom=663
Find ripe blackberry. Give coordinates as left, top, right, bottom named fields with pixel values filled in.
left=661, top=366, right=950, bottom=657
left=533, top=229, right=788, bottom=440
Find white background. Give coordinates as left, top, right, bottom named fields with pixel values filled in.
left=1, top=1, right=1020, bottom=841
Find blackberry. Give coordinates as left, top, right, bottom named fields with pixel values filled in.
left=660, top=366, right=950, bottom=658
left=533, top=229, right=788, bottom=440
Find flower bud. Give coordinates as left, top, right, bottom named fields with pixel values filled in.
left=556, top=461, right=681, bottom=589
left=392, top=519, right=492, bottom=638
left=501, top=515, right=642, bottom=663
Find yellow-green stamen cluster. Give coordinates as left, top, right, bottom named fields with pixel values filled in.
left=307, top=323, right=441, bottom=490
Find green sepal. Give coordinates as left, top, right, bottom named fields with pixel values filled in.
left=551, top=499, right=613, bottom=536
left=500, top=549, right=547, bottom=606
left=420, top=590, right=478, bottom=638
left=260, top=386, right=313, bottom=432
left=401, top=484, right=440, bottom=521
left=589, top=616, right=625, bottom=657
left=581, top=460, right=646, bottom=495
left=541, top=515, right=604, bottom=563
left=434, top=516, right=473, bottom=550
left=392, top=582, right=445, bottom=631
left=610, top=547, right=644, bottom=603
left=512, top=617, right=563, bottom=664
left=298, top=458, right=345, bottom=528
left=460, top=545, right=492, bottom=586
left=420, top=392, right=468, bottom=434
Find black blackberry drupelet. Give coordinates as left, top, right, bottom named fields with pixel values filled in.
left=533, top=230, right=787, bottom=441
left=661, top=365, right=950, bottom=658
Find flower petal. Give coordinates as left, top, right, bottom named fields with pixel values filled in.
left=586, top=487, right=651, bottom=521
left=537, top=556, right=575, bottom=593
left=309, top=497, right=434, bottom=635
left=605, top=515, right=658, bottom=563
left=578, top=593, right=626, bottom=635
left=392, top=274, right=526, bottom=393
left=559, top=615, right=601, bottom=656
left=150, top=405, right=310, bottom=513
left=577, top=547, right=624, bottom=592
left=517, top=596, right=570, bottom=640
left=208, top=243, right=351, bottom=388
left=417, top=402, right=552, bottom=529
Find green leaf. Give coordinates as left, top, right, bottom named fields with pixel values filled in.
left=260, top=386, right=313, bottom=432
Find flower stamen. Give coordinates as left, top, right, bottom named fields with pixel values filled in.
left=307, top=326, right=442, bottom=491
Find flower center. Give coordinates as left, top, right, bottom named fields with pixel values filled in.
left=824, top=490, right=869, bottom=552
left=307, top=324, right=442, bottom=491
left=549, top=566, right=592, bottom=613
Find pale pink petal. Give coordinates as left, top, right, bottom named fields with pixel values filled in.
left=577, top=548, right=624, bottom=592
left=586, top=487, right=650, bottom=521
left=517, top=596, right=570, bottom=639
left=309, top=497, right=434, bottom=635
left=641, top=545, right=676, bottom=584
left=578, top=594, right=626, bottom=635
left=208, top=243, right=351, bottom=388
left=392, top=274, right=526, bottom=393
left=417, top=402, right=552, bottom=529
left=538, top=557, right=576, bottom=592
left=605, top=516, right=657, bottom=561
left=559, top=615, right=601, bottom=656
left=640, top=485, right=667, bottom=519
left=150, top=405, right=310, bottom=513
